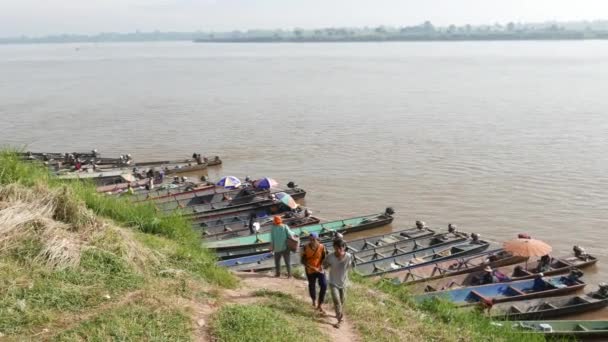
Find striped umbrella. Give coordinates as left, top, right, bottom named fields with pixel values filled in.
left=216, top=176, right=241, bottom=189
left=254, top=177, right=279, bottom=189
left=275, top=192, right=298, bottom=209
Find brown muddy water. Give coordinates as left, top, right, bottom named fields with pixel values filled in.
left=1, top=41, right=607, bottom=318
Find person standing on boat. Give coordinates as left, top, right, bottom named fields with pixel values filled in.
left=248, top=212, right=257, bottom=235
left=269, top=216, right=295, bottom=278
left=323, top=239, right=354, bottom=328
left=301, top=232, right=328, bottom=314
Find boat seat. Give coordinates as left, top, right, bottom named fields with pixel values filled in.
left=508, top=305, right=522, bottom=313
left=538, top=303, right=558, bottom=310
left=371, top=251, right=386, bottom=260
left=507, top=286, right=526, bottom=296
left=392, top=247, right=406, bottom=256
left=372, top=263, right=385, bottom=273
left=353, top=255, right=365, bottom=264
left=468, top=290, right=490, bottom=303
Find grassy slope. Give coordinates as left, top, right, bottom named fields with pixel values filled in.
left=0, top=151, right=236, bottom=339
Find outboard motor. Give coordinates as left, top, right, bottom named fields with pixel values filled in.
left=287, top=181, right=297, bottom=189
left=471, top=233, right=480, bottom=242
left=385, top=207, right=395, bottom=217
left=593, top=283, right=608, bottom=299
left=567, top=269, right=583, bottom=281
left=448, top=224, right=457, bottom=233
left=415, top=221, right=426, bottom=230
left=573, top=245, right=588, bottom=259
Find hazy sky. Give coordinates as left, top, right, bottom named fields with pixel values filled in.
left=2, top=0, right=608, bottom=37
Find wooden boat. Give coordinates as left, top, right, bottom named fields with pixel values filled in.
left=215, top=222, right=433, bottom=260
left=355, top=240, right=490, bottom=277
left=134, top=156, right=222, bottom=169
left=390, top=249, right=527, bottom=284
left=414, top=273, right=586, bottom=307
left=157, top=187, right=306, bottom=211
left=482, top=284, right=608, bottom=320
left=410, top=249, right=598, bottom=294
left=56, top=169, right=136, bottom=186
left=205, top=210, right=394, bottom=251
left=227, top=231, right=467, bottom=272
left=201, top=215, right=321, bottom=241
left=218, top=225, right=436, bottom=266
left=513, top=320, right=608, bottom=338
left=128, top=183, right=215, bottom=200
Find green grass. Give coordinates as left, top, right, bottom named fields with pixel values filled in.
left=55, top=301, right=192, bottom=341
left=209, top=289, right=328, bottom=342
left=348, top=276, right=548, bottom=342
left=0, top=249, right=143, bottom=335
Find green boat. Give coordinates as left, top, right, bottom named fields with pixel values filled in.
left=203, top=210, right=394, bottom=251
left=513, top=320, right=608, bottom=338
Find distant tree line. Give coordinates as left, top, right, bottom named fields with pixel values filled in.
left=3, top=20, right=608, bottom=44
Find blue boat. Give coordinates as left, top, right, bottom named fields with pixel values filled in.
left=414, top=273, right=586, bottom=306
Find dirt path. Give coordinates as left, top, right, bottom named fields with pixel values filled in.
left=228, top=272, right=360, bottom=342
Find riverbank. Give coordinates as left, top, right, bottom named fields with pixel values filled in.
left=0, top=151, right=544, bottom=341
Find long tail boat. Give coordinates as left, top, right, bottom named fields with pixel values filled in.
left=205, top=210, right=394, bottom=252
left=414, top=272, right=586, bottom=307
left=412, top=249, right=597, bottom=294
left=156, top=187, right=306, bottom=211
left=513, top=320, right=608, bottom=338
left=218, top=224, right=437, bottom=266
left=482, top=284, right=608, bottom=320
left=355, top=239, right=490, bottom=278
left=215, top=221, right=432, bottom=260
left=225, top=230, right=465, bottom=271
left=388, top=249, right=527, bottom=284
left=201, top=215, right=321, bottom=241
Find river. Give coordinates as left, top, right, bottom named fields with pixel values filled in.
left=1, top=41, right=607, bottom=317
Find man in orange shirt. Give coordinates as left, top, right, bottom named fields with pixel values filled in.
left=301, top=232, right=327, bottom=313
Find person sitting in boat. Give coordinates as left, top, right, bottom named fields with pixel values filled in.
left=195, top=154, right=203, bottom=165
left=537, top=255, right=551, bottom=273
left=532, top=273, right=547, bottom=290
left=222, top=193, right=232, bottom=201
left=478, top=266, right=495, bottom=285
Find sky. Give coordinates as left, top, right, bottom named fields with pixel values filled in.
left=2, top=0, right=608, bottom=37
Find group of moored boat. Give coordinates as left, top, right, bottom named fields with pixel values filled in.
left=27, top=149, right=608, bottom=339
left=210, top=213, right=606, bottom=339
left=21, top=150, right=222, bottom=186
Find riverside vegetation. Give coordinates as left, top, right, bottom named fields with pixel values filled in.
left=0, top=150, right=551, bottom=341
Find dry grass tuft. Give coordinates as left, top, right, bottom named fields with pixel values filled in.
left=0, top=184, right=157, bottom=270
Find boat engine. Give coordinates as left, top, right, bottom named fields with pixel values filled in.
left=567, top=269, right=583, bottom=281
left=573, top=245, right=589, bottom=260
left=448, top=224, right=457, bottom=233
left=415, top=220, right=426, bottom=230
left=592, top=283, right=608, bottom=299
left=287, top=181, right=297, bottom=189
left=385, top=207, right=395, bottom=216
